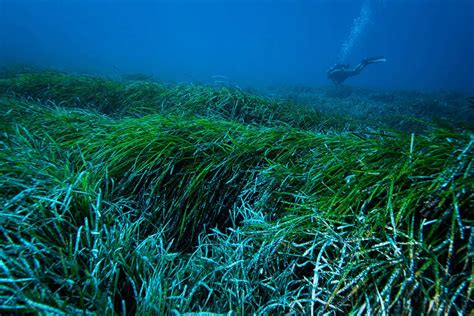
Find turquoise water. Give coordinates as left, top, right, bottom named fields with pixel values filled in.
left=1, top=0, right=473, bottom=91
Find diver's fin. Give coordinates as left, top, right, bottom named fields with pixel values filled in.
left=365, top=56, right=386, bottom=64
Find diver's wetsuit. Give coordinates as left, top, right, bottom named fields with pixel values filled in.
left=327, top=57, right=386, bottom=85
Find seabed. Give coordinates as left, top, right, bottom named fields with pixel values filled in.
left=0, top=69, right=472, bottom=315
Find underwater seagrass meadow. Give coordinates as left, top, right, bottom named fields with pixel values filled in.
left=0, top=69, right=472, bottom=315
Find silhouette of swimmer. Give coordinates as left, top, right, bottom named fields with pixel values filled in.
left=327, top=57, right=386, bottom=85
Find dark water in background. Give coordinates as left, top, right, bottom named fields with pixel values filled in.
left=0, top=0, right=473, bottom=92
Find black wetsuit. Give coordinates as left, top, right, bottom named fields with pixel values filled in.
left=327, top=57, right=385, bottom=85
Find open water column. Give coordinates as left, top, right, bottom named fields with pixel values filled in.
left=338, top=0, right=375, bottom=62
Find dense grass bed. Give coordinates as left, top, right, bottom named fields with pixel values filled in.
left=0, top=71, right=472, bottom=315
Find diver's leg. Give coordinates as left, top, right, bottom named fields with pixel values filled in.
left=352, top=61, right=368, bottom=75
left=354, top=57, right=386, bottom=74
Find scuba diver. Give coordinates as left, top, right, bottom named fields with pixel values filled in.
left=327, top=56, right=386, bottom=85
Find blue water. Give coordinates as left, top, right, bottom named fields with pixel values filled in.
left=1, top=0, right=473, bottom=91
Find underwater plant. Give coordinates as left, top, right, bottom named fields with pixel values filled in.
left=0, top=71, right=472, bottom=315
